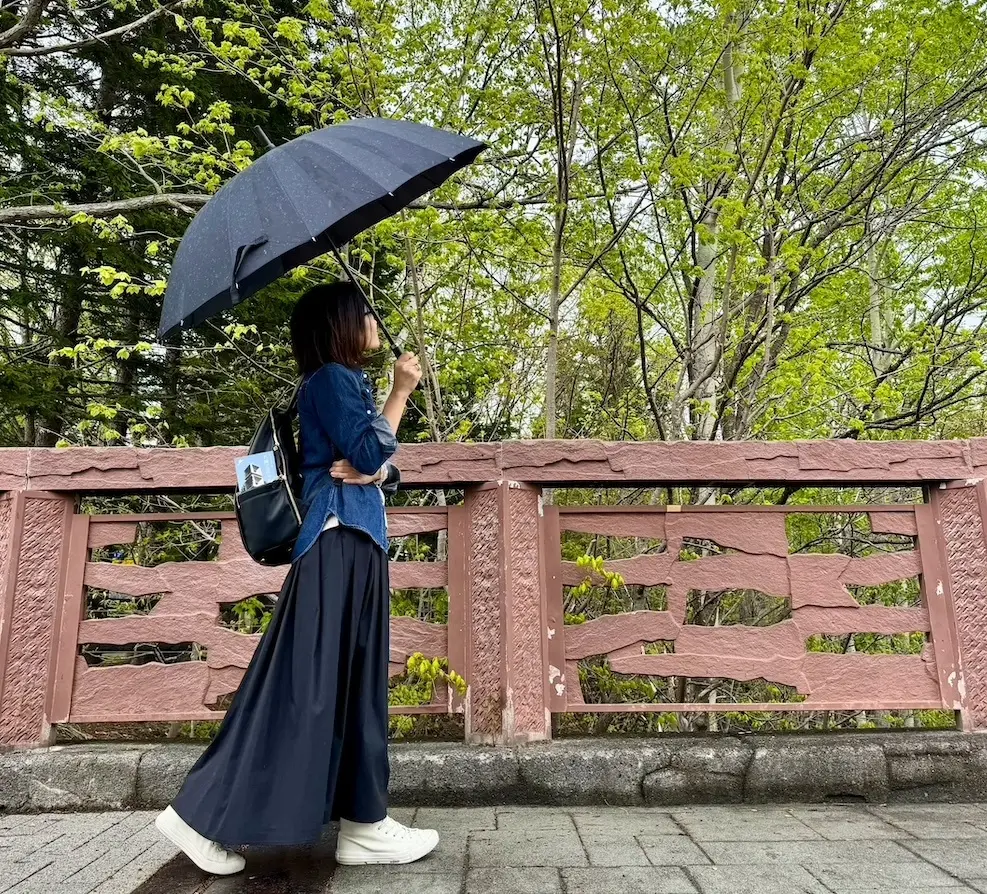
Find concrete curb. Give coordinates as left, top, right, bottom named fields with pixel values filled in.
left=1, top=732, right=986, bottom=814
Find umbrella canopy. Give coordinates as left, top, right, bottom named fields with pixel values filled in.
left=157, top=117, right=485, bottom=340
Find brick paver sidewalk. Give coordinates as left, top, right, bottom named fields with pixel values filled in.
left=3, top=804, right=987, bottom=893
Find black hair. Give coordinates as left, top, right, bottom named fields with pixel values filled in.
left=290, top=282, right=370, bottom=374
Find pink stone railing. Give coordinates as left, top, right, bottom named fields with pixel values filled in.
left=55, top=507, right=465, bottom=726
left=1, top=439, right=987, bottom=748
left=545, top=505, right=944, bottom=714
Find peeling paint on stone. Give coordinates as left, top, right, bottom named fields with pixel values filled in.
left=502, top=685, right=516, bottom=745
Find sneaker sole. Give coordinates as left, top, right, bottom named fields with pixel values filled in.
left=335, top=832, right=439, bottom=865
left=154, top=812, right=246, bottom=876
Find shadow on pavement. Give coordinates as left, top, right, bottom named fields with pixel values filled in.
left=134, top=830, right=338, bottom=894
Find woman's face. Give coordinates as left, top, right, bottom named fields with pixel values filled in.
left=363, top=307, right=380, bottom=351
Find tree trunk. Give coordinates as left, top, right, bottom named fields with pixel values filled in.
left=404, top=235, right=448, bottom=559
left=36, top=248, right=84, bottom=446
left=681, top=39, right=741, bottom=445
left=540, top=11, right=583, bottom=449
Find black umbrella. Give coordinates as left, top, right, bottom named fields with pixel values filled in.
left=157, top=117, right=486, bottom=353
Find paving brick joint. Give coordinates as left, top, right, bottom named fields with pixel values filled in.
left=2, top=804, right=987, bottom=893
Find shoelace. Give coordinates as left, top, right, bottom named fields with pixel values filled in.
left=377, top=816, right=417, bottom=840
left=203, top=839, right=235, bottom=859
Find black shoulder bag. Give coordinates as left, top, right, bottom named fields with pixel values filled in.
left=234, top=378, right=304, bottom=565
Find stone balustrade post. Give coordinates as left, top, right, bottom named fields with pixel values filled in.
left=463, top=480, right=551, bottom=744
left=929, top=480, right=987, bottom=732
left=0, top=490, right=75, bottom=747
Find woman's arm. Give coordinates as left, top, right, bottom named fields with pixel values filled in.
left=317, top=354, right=421, bottom=477
left=379, top=352, right=421, bottom=436
left=329, top=458, right=399, bottom=490
left=380, top=387, right=412, bottom=438
left=310, top=365, right=398, bottom=475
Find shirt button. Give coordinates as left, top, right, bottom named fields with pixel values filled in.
left=367, top=410, right=372, bottom=415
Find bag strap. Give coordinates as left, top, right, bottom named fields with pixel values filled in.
left=285, top=376, right=304, bottom=415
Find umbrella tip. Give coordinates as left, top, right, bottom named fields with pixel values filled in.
left=254, top=126, right=277, bottom=153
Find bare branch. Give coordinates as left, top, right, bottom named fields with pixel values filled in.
left=408, top=194, right=549, bottom=211
left=2, top=1, right=188, bottom=58
left=0, top=193, right=209, bottom=226
left=0, top=0, right=53, bottom=51
left=408, top=185, right=644, bottom=213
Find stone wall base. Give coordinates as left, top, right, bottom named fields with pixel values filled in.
left=2, top=732, right=985, bottom=814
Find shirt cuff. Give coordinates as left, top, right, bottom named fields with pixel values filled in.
left=370, top=415, right=399, bottom=456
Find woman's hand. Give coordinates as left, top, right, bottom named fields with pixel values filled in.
left=392, top=351, right=422, bottom=396
left=330, top=459, right=384, bottom=485
left=380, top=352, right=421, bottom=439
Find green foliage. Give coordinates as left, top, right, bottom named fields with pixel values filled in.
left=88, top=516, right=223, bottom=567
left=5, top=0, right=987, bottom=448
left=569, top=554, right=625, bottom=600
left=389, top=653, right=467, bottom=738
left=390, top=588, right=450, bottom=624
left=225, top=596, right=273, bottom=635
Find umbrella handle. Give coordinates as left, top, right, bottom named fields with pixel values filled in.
left=329, top=244, right=404, bottom=360
left=356, top=298, right=428, bottom=427
left=365, top=301, right=403, bottom=360
left=378, top=313, right=404, bottom=361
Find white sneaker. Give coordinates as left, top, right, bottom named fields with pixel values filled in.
left=154, top=806, right=246, bottom=875
left=335, top=815, right=439, bottom=865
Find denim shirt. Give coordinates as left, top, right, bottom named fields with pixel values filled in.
left=291, top=362, right=399, bottom=561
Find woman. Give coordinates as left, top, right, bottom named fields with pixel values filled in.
left=155, top=281, right=437, bottom=874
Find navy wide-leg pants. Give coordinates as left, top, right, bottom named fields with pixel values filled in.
left=172, top=526, right=390, bottom=847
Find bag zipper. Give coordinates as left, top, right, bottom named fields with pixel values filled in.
left=270, top=409, right=302, bottom=526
